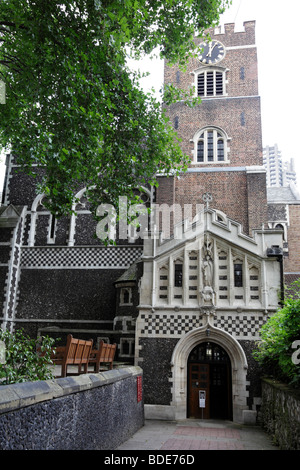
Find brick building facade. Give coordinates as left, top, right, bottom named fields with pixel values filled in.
left=267, top=185, right=300, bottom=287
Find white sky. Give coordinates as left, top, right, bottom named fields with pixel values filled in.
left=136, top=0, right=300, bottom=192
left=222, top=0, right=300, bottom=191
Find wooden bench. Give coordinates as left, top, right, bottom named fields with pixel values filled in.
left=88, top=340, right=117, bottom=373
left=52, top=334, right=93, bottom=377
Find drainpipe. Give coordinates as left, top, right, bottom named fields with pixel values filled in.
left=267, top=246, right=284, bottom=306
left=278, top=252, right=284, bottom=307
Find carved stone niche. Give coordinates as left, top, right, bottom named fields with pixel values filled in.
left=200, top=233, right=215, bottom=307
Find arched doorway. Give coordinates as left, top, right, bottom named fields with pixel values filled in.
left=187, top=342, right=232, bottom=420
left=170, top=324, right=248, bottom=423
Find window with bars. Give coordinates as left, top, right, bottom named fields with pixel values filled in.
left=249, top=266, right=260, bottom=301
left=196, top=128, right=227, bottom=163
left=234, top=263, right=243, bottom=287
left=174, top=264, right=183, bottom=287
left=159, top=267, right=169, bottom=301
left=197, top=70, right=224, bottom=97
left=188, top=252, right=198, bottom=301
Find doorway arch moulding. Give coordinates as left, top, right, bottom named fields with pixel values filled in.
left=170, top=314, right=250, bottom=424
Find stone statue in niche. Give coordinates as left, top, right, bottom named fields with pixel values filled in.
left=202, top=234, right=214, bottom=287
left=203, top=254, right=213, bottom=287
left=200, top=234, right=215, bottom=306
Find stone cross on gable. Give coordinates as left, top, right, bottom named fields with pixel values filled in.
left=202, top=192, right=213, bottom=209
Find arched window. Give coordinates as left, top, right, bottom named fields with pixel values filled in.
left=195, top=127, right=229, bottom=163
left=120, top=287, right=132, bottom=305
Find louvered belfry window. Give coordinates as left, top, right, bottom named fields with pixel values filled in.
left=197, top=70, right=224, bottom=97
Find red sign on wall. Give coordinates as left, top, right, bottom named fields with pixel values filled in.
left=137, top=375, right=142, bottom=403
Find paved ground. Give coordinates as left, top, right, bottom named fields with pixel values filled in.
left=117, top=419, right=279, bottom=451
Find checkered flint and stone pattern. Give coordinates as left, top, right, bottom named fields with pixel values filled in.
left=139, top=311, right=267, bottom=339
left=140, top=313, right=204, bottom=338
left=214, top=314, right=267, bottom=339
left=21, top=246, right=143, bottom=268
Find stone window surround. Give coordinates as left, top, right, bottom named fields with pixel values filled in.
left=119, top=337, right=135, bottom=357
left=192, top=65, right=228, bottom=99
left=119, top=287, right=133, bottom=306
left=190, top=126, right=231, bottom=165
left=28, top=185, right=152, bottom=247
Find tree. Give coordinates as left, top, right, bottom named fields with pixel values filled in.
left=253, top=280, right=300, bottom=388
left=0, top=0, right=230, bottom=223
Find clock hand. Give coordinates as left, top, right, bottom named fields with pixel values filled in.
left=208, top=42, right=217, bottom=57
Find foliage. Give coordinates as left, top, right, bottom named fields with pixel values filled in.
left=0, top=0, right=230, bottom=223
left=253, top=280, right=300, bottom=387
left=0, top=328, right=55, bottom=385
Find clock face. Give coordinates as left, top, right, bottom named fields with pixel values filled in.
left=199, top=40, right=225, bottom=64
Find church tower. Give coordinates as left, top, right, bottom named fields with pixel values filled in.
left=157, top=21, right=267, bottom=235
left=136, top=22, right=283, bottom=424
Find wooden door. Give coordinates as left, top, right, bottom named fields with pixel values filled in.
left=188, top=363, right=210, bottom=419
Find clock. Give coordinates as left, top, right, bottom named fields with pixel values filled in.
left=199, top=40, right=225, bottom=64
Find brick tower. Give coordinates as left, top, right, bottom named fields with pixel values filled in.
left=157, top=21, right=268, bottom=235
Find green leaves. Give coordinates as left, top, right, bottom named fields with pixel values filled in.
left=163, top=82, right=202, bottom=107
left=253, top=280, right=300, bottom=387
left=0, top=0, right=230, bottom=222
left=0, top=328, right=56, bottom=384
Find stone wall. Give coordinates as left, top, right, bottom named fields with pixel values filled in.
left=0, top=367, right=144, bottom=450
left=284, top=204, right=300, bottom=273
left=260, top=377, right=300, bottom=450
left=139, top=337, right=178, bottom=405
